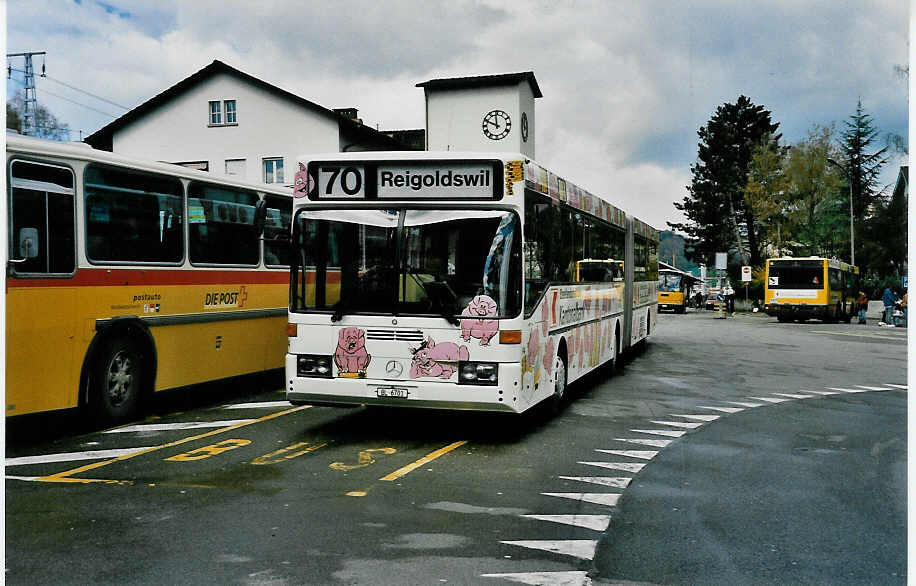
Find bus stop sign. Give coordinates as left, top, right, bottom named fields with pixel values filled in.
left=741, top=265, right=752, bottom=282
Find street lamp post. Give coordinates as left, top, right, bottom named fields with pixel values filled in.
left=827, top=158, right=855, bottom=266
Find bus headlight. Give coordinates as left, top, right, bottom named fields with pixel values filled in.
left=297, top=354, right=332, bottom=378
left=458, top=361, right=498, bottom=385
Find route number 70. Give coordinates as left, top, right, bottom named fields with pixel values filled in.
left=319, top=165, right=365, bottom=198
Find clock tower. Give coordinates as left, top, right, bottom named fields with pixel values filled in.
left=416, top=72, right=541, bottom=159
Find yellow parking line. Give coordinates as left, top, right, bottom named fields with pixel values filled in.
left=36, top=405, right=311, bottom=484
left=379, top=440, right=468, bottom=482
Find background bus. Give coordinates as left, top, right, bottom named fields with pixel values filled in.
left=285, top=152, right=658, bottom=414
left=6, top=135, right=292, bottom=424
left=763, top=256, right=858, bottom=323
left=657, top=262, right=701, bottom=313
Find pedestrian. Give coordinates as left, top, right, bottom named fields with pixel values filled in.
left=856, top=290, right=868, bottom=324
left=724, top=283, right=735, bottom=315
left=880, top=285, right=898, bottom=326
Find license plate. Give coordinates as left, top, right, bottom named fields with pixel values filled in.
left=375, top=386, right=409, bottom=399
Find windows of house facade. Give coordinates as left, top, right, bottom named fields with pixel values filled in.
left=209, top=99, right=237, bottom=126
left=263, top=157, right=284, bottom=184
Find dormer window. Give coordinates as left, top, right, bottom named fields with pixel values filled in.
left=209, top=100, right=237, bottom=126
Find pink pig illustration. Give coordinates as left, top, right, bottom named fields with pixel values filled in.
left=460, top=295, right=499, bottom=345
left=540, top=300, right=550, bottom=336
left=293, top=162, right=313, bottom=198
left=334, top=327, right=371, bottom=374
left=524, top=329, right=540, bottom=373
left=410, top=337, right=470, bottom=379
left=543, top=337, right=555, bottom=374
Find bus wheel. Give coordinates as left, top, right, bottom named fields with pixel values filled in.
left=92, top=335, right=145, bottom=424
left=777, top=314, right=790, bottom=323
left=551, top=352, right=568, bottom=410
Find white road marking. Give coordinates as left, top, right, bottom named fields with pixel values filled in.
left=559, top=476, right=631, bottom=488
left=650, top=420, right=703, bottom=429
left=6, top=475, right=41, bottom=482
left=222, top=401, right=291, bottom=409
left=104, top=420, right=255, bottom=433
left=630, top=428, right=685, bottom=437
left=522, top=514, right=612, bottom=531
left=826, top=387, right=871, bottom=393
left=697, top=405, right=745, bottom=413
left=480, top=570, right=592, bottom=585
left=854, top=385, right=893, bottom=391
left=671, top=414, right=721, bottom=421
left=773, top=393, right=816, bottom=399
left=595, top=449, right=657, bottom=460
left=615, top=438, right=671, bottom=447
left=800, top=389, right=841, bottom=395
left=5, top=447, right=149, bottom=466
left=543, top=493, right=621, bottom=507
left=885, top=384, right=907, bottom=389
left=748, top=396, right=790, bottom=403
left=727, top=401, right=764, bottom=408
left=579, top=461, right=645, bottom=473
left=500, top=539, right=598, bottom=560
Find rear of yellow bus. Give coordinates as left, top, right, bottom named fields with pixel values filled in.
left=764, top=258, right=830, bottom=322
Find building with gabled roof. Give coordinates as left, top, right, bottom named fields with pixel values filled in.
left=85, top=60, right=418, bottom=187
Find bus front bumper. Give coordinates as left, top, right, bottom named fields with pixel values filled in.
left=286, top=357, right=523, bottom=413
left=764, top=304, right=829, bottom=318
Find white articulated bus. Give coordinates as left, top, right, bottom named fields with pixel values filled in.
left=285, top=153, right=658, bottom=413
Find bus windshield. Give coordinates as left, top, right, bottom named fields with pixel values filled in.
left=658, top=273, right=682, bottom=292
left=292, top=208, right=522, bottom=318
left=768, top=260, right=824, bottom=290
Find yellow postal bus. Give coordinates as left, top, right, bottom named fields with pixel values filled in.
left=763, top=256, right=858, bottom=323
left=6, top=135, right=292, bottom=424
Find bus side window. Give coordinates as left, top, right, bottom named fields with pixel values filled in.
left=9, top=160, right=75, bottom=274
left=188, top=181, right=259, bottom=266
left=263, top=194, right=292, bottom=267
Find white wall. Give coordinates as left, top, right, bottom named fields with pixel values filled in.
left=425, top=82, right=535, bottom=158
left=112, top=72, right=340, bottom=185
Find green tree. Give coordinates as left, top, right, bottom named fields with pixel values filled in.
left=743, top=134, right=788, bottom=255
left=670, top=95, right=780, bottom=268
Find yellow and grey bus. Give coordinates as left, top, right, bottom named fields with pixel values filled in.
left=764, top=256, right=858, bottom=323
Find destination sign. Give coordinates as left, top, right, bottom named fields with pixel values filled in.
left=307, top=160, right=502, bottom=200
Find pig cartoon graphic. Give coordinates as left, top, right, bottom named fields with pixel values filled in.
left=334, top=327, right=371, bottom=375
left=524, top=329, right=540, bottom=373
left=542, top=337, right=555, bottom=374
left=460, top=295, right=498, bottom=345
left=410, top=337, right=470, bottom=379
left=293, top=162, right=313, bottom=198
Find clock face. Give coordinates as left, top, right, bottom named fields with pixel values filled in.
left=482, top=109, right=511, bottom=140
left=521, top=112, right=529, bottom=142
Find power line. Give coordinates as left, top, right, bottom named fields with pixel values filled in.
left=42, top=74, right=130, bottom=110
left=8, top=75, right=119, bottom=119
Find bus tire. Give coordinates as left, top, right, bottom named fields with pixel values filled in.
left=91, top=334, right=145, bottom=425
left=551, top=350, right=568, bottom=411
left=777, top=314, right=790, bottom=323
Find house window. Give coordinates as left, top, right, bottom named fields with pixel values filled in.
left=225, top=100, right=237, bottom=124
left=209, top=101, right=222, bottom=125
left=225, top=159, right=246, bottom=176
left=263, top=158, right=284, bottom=184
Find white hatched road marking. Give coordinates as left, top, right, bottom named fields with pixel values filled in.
left=854, top=385, right=893, bottom=391
left=747, top=396, right=790, bottom=403
left=800, top=389, right=841, bottom=395
left=630, top=428, right=685, bottom=437
left=773, top=393, right=816, bottom=399
left=500, top=540, right=598, bottom=560
left=727, top=401, right=764, bottom=408
left=579, top=461, right=645, bottom=473
left=522, top=514, right=612, bottom=532
left=827, top=387, right=871, bottom=393
left=481, top=570, right=592, bottom=585
left=104, top=420, right=255, bottom=433
left=223, top=401, right=291, bottom=409
left=697, top=405, right=745, bottom=413
left=885, top=384, right=907, bottom=389
left=650, top=420, right=703, bottom=429
left=559, top=476, right=631, bottom=488
left=671, top=414, right=721, bottom=421
left=615, top=438, right=671, bottom=447
left=6, top=447, right=148, bottom=467
left=595, top=449, right=657, bottom=460
left=543, top=493, right=621, bottom=507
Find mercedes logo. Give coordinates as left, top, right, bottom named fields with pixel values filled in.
left=386, top=360, right=404, bottom=377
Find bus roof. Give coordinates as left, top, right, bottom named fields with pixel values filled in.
left=767, top=256, right=857, bottom=273
left=295, top=150, right=657, bottom=238
left=8, top=134, right=293, bottom=196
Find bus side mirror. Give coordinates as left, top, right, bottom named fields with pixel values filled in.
left=253, top=199, right=267, bottom=238
left=18, top=227, right=39, bottom=259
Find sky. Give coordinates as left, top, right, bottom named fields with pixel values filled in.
left=4, top=0, right=910, bottom=230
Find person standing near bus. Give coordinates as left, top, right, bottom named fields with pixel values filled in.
left=856, top=290, right=868, bottom=324
left=880, top=286, right=898, bottom=326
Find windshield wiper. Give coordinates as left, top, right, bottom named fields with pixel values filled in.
left=331, top=298, right=350, bottom=322
left=410, top=274, right=461, bottom=326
